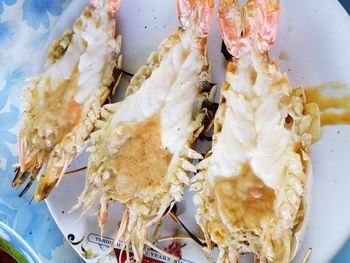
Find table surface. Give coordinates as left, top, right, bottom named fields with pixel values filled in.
left=0, top=1, right=349, bottom=263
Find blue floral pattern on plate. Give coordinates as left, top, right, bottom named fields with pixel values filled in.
left=22, top=0, right=64, bottom=29
left=0, top=20, right=18, bottom=47
left=0, top=0, right=16, bottom=15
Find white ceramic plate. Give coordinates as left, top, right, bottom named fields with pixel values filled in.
left=44, top=0, right=350, bottom=262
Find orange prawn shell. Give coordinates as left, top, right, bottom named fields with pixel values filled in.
left=89, top=0, right=121, bottom=17
left=176, top=0, right=215, bottom=41
left=218, top=0, right=280, bottom=57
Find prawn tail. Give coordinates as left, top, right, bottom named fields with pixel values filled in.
left=176, top=0, right=215, bottom=41
left=217, top=0, right=280, bottom=57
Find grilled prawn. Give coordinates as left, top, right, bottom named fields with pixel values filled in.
left=13, top=0, right=123, bottom=201
left=193, top=0, right=320, bottom=262
left=71, top=0, right=216, bottom=261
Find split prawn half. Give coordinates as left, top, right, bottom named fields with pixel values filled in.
left=71, top=0, right=216, bottom=261
left=193, top=0, right=320, bottom=262
left=13, top=0, right=123, bottom=201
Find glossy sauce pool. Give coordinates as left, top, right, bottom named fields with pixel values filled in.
left=305, top=82, right=350, bottom=126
